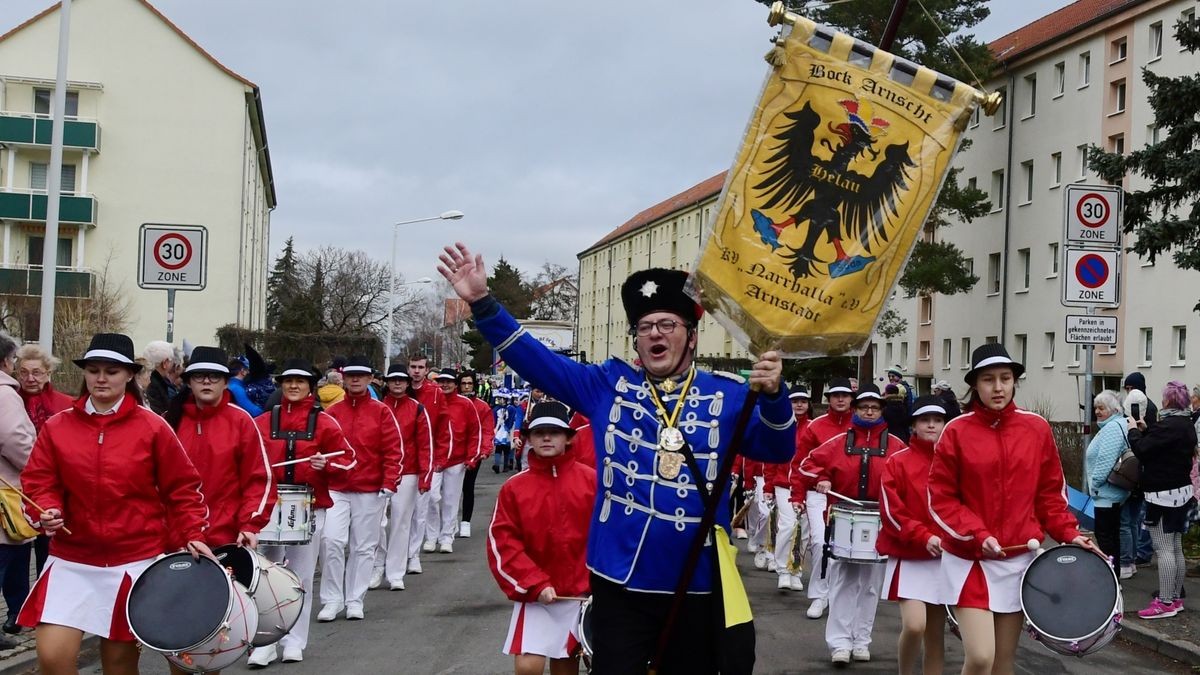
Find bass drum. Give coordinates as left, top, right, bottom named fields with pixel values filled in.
left=214, top=544, right=304, bottom=647
left=1020, top=544, right=1122, bottom=657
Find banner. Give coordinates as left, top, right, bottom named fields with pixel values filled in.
left=690, top=11, right=994, bottom=357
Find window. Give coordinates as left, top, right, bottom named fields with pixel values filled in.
left=1110, top=133, right=1125, bottom=155
left=919, top=295, right=932, bottom=324
left=991, top=170, right=1005, bottom=211
left=1070, top=344, right=1082, bottom=366
left=993, top=86, right=1007, bottom=128
left=1111, top=37, right=1127, bottom=63
left=1186, top=11, right=1198, bottom=49
left=886, top=342, right=894, bottom=367
left=960, top=338, right=971, bottom=369
left=29, top=163, right=76, bottom=193
left=1077, top=144, right=1089, bottom=179
left=1015, top=334, right=1028, bottom=367
left=1044, top=332, right=1056, bottom=366
left=967, top=176, right=977, bottom=192
left=1020, top=161, right=1033, bottom=204
left=942, top=339, right=952, bottom=369
left=1017, top=248, right=1031, bottom=290
left=1051, top=152, right=1062, bottom=186
left=1141, top=327, right=1154, bottom=364
left=1148, top=124, right=1162, bottom=146
left=1053, top=62, right=1065, bottom=97
left=987, top=252, right=1001, bottom=295
left=26, top=236, right=73, bottom=268
left=1174, top=326, right=1187, bottom=364
left=986, top=336, right=999, bottom=344
left=920, top=340, right=931, bottom=361
left=1111, top=79, right=1126, bottom=114
left=1149, top=22, right=1163, bottom=60
left=964, top=257, right=974, bottom=277
left=1023, top=73, right=1037, bottom=117
left=1048, top=242, right=1060, bottom=277
left=1079, top=51, right=1091, bottom=88
left=33, top=88, right=78, bottom=117
left=900, top=342, right=909, bottom=365
left=970, top=106, right=980, bottom=128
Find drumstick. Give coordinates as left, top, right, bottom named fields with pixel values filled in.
left=1000, top=539, right=1040, bottom=554
left=271, top=450, right=345, bottom=468
left=0, top=474, right=71, bottom=536
left=825, top=489, right=866, bottom=507
left=556, top=596, right=589, bottom=602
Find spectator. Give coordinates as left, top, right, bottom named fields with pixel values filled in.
left=318, top=370, right=346, bottom=409
left=1086, top=390, right=1130, bottom=576
left=142, top=340, right=179, bottom=414
left=1125, top=372, right=1159, bottom=427
left=0, top=334, right=34, bottom=650
left=882, top=384, right=910, bottom=444
left=932, top=380, right=962, bottom=420
left=1121, top=388, right=1156, bottom=571
left=226, top=358, right=264, bottom=417
left=886, top=366, right=914, bottom=411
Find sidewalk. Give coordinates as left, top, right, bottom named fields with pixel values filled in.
left=1118, top=554, right=1200, bottom=665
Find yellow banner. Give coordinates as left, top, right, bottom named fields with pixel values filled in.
left=691, top=13, right=987, bottom=357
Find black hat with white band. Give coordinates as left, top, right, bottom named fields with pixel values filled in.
left=964, top=343, right=1025, bottom=385
left=183, top=346, right=230, bottom=379
left=342, top=354, right=374, bottom=376
left=854, top=383, right=884, bottom=404
left=788, top=384, right=810, bottom=400
left=522, top=401, right=575, bottom=436
left=384, top=363, right=411, bottom=380
left=74, top=333, right=142, bottom=371
left=911, top=395, right=948, bottom=419
left=824, top=378, right=853, bottom=398
left=433, top=367, right=457, bottom=381
left=274, top=358, right=319, bottom=388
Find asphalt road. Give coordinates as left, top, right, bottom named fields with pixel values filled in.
left=84, top=469, right=1189, bottom=674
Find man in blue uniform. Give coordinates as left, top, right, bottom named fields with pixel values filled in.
left=438, top=242, right=796, bottom=673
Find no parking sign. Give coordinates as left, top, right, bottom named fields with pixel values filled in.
left=138, top=224, right=208, bottom=290
left=1061, top=248, right=1120, bottom=308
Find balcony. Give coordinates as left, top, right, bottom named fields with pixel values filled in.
left=0, top=190, right=97, bottom=225
left=0, top=112, right=99, bottom=151
left=0, top=265, right=92, bottom=298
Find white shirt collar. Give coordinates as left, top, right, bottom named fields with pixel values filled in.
left=85, top=395, right=125, bottom=416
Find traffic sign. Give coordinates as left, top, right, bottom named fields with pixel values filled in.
left=138, top=224, right=208, bottom=290
left=1061, top=247, right=1120, bottom=307
left=1065, top=314, right=1118, bottom=345
left=1064, top=184, right=1122, bottom=247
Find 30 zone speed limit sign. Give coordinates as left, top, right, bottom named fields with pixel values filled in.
left=138, top=224, right=208, bottom=290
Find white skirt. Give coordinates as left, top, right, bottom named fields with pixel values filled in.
left=883, top=557, right=944, bottom=605
left=940, top=551, right=1034, bottom=613
left=503, top=600, right=582, bottom=659
left=18, top=555, right=156, bottom=641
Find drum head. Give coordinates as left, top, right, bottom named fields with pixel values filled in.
left=214, top=545, right=258, bottom=592
left=1021, top=545, right=1117, bottom=640
left=127, top=553, right=231, bottom=652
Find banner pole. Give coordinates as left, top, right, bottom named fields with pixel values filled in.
left=878, top=0, right=911, bottom=51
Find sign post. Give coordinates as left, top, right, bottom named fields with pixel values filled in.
left=138, top=224, right=208, bottom=342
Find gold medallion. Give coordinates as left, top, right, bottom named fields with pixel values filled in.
left=657, top=449, right=685, bottom=480
left=659, top=378, right=677, bottom=394
left=659, top=426, right=685, bottom=452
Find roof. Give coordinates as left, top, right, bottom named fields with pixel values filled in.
left=580, top=171, right=727, bottom=257
left=988, top=0, right=1144, bottom=63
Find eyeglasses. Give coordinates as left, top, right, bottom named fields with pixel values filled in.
left=631, top=319, right=687, bottom=336
left=857, top=404, right=883, bottom=412
left=191, top=374, right=223, bottom=384
left=18, top=369, right=47, bottom=379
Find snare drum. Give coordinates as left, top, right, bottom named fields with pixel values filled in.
left=576, top=596, right=594, bottom=662
left=214, top=545, right=304, bottom=647
left=127, top=552, right=258, bottom=673
left=259, top=484, right=315, bottom=545
left=829, top=501, right=885, bottom=563
left=1020, top=544, right=1122, bottom=657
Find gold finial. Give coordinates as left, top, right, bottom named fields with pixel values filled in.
left=768, top=1, right=799, bottom=27
left=979, top=90, right=1004, bottom=116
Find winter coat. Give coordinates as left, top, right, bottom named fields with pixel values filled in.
left=255, top=397, right=356, bottom=509
left=787, top=408, right=854, bottom=502
left=877, top=436, right=938, bottom=560
left=1123, top=372, right=1159, bottom=426
left=1128, top=411, right=1196, bottom=494
left=145, top=370, right=174, bottom=415
left=22, top=395, right=208, bottom=566
left=795, top=421, right=905, bottom=506
left=882, top=399, right=910, bottom=444
left=0, top=372, right=35, bottom=544
left=19, top=383, right=74, bottom=433
left=175, top=392, right=275, bottom=544
left=227, top=378, right=264, bottom=417
left=928, top=402, right=1081, bottom=561
left=383, top=394, right=434, bottom=491
left=938, top=390, right=962, bottom=420
left=466, top=395, right=496, bottom=469
left=316, top=383, right=345, bottom=410
left=765, top=415, right=809, bottom=492
left=1085, top=414, right=1131, bottom=507
left=325, top=392, right=403, bottom=492
left=434, top=392, right=482, bottom=471
left=486, top=447, right=595, bottom=602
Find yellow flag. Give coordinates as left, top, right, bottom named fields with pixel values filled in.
left=714, top=525, right=752, bottom=627
left=691, top=11, right=993, bottom=357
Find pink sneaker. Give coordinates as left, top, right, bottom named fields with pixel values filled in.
left=1138, top=598, right=1180, bottom=619
left=1172, top=599, right=1185, bottom=613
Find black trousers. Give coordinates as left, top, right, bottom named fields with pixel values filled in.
left=461, top=464, right=481, bottom=522
left=1094, top=504, right=1122, bottom=564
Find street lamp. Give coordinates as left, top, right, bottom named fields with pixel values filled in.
left=384, top=211, right=463, bottom=370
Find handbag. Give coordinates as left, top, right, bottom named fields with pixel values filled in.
left=1106, top=429, right=1140, bottom=491
left=0, top=488, right=38, bottom=541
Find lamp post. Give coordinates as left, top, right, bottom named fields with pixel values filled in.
left=384, top=211, right=463, bottom=370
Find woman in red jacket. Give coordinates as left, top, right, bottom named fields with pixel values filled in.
left=245, top=359, right=355, bottom=668
left=18, top=333, right=211, bottom=675
left=878, top=396, right=948, bottom=675
left=928, top=344, right=1097, bottom=675
left=487, top=402, right=595, bottom=675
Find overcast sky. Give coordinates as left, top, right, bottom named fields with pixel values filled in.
left=2, top=0, right=1075, bottom=284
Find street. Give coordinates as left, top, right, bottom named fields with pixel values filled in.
left=84, top=469, right=1188, bottom=674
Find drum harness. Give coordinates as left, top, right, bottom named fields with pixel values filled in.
left=821, top=428, right=888, bottom=578
left=269, top=405, right=320, bottom=484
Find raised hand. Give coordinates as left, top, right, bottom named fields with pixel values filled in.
left=437, top=242, right=489, bottom=303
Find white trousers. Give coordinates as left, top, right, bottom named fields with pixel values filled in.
left=320, top=490, right=387, bottom=610
left=805, top=490, right=830, bottom=600
left=824, top=558, right=885, bottom=651
left=410, top=488, right=432, bottom=559
left=773, top=486, right=808, bottom=575
left=746, top=476, right=770, bottom=552
left=424, top=464, right=465, bottom=547
left=374, top=475, right=419, bottom=584
left=259, top=509, right=326, bottom=652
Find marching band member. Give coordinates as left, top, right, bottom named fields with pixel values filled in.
left=742, top=459, right=773, bottom=571
left=789, top=377, right=854, bottom=619
left=928, top=344, right=1094, bottom=675
left=440, top=243, right=795, bottom=673
left=487, top=402, right=595, bottom=675
left=18, top=333, right=210, bottom=675
left=246, top=359, right=355, bottom=667
left=878, top=396, right=948, bottom=675
left=568, top=411, right=596, bottom=468
left=767, top=386, right=810, bottom=592
left=320, top=355, right=403, bottom=622
left=372, top=365, right=434, bottom=588
left=458, top=371, right=495, bottom=539
left=796, top=384, right=904, bottom=666
left=407, top=354, right=445, bottom=568
left=425, top=368, right=481, bottom=554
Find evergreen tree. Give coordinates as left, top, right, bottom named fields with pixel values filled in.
left=489, top=257, right=534, bottom=318
left=266, top=237, right=299, bottom=330
left=1089, top=16, right=1200, bottom=310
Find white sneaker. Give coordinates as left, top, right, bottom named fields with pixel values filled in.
left=317, top=604, right=342, bottom=622
left=346, top=605, right=364, bottom=620
left=422, top=540, right=436, bottom=553
left=281, top=645, right=303, bottom=663
left=1119, top=565, right=1136, bottom=580
left=789, top=575, right=805, bottom=592
left=766, top=557, right=777, bottom=573
left=777, top=574, right=791, bottom=591
left=407, top=558, right=423, bottom=574
left=390, top=580, right=406, bottom=591
left=831, top=648, right=851, bottom=666
left=851, top=647, right=870, bottom=662
left=747, top=542, right=760, bottom=553
left=753, top=550, right=769, bottom=570
left=459, top=522, right=471, bottom=538
left=807, top=597, right=828, bottom=619
left=247, top=644, right=277, bottom=668
left=438, top=541, right=453, bottom=554
left=368, top=568, right=384, bottom=590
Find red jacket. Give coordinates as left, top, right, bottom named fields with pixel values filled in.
left=877, top=436, right=938, bottom=560
left=255, top=397, right=356, bottom=510
left=569, top=413, right=595, bottom=468
left=326, top=392, right=403, bottom=492
left=409, top=381, right=444, bottom=428
left=486, top=448, right=595, bottom=602
left=466, top=395, right=495, bottom=469
left=788, top=409, right=852, bottom=501
left=20, top=384, right=74, bottom=433
left=794, top=422, right=905, bottom=506
left=21, top=396, right=208, bottom=566
left=928, top=403, right=1080, bottom=560
left=383, top=394, right=434, bottom=491
left=175, top=392, right=275, bottom=545
left=741, top=458, right=766, bottom=490
left=435, top=392, right=481, bottom=471
left=765, top=415, right=810, bottom=492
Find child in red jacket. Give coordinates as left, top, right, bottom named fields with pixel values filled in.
left=487, top=402, right=595, bottom=675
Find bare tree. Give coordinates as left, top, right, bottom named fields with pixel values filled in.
left=529, top=262, right=578, bottom=322
left=298, top=246, right=393, bottom=335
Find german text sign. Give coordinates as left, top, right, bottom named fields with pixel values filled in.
left=138, top=224, right=207, bottom=290
left=1065, top=314, right=1118, bottom=345
left=1061, top=248, right=1120, bottom=308
left=1064, top=184, right=1122, bottom=247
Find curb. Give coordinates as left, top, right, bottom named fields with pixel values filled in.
left=1120, top=619, right=1200, bottom=666
left=0, top=635, right=98, bottom=675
